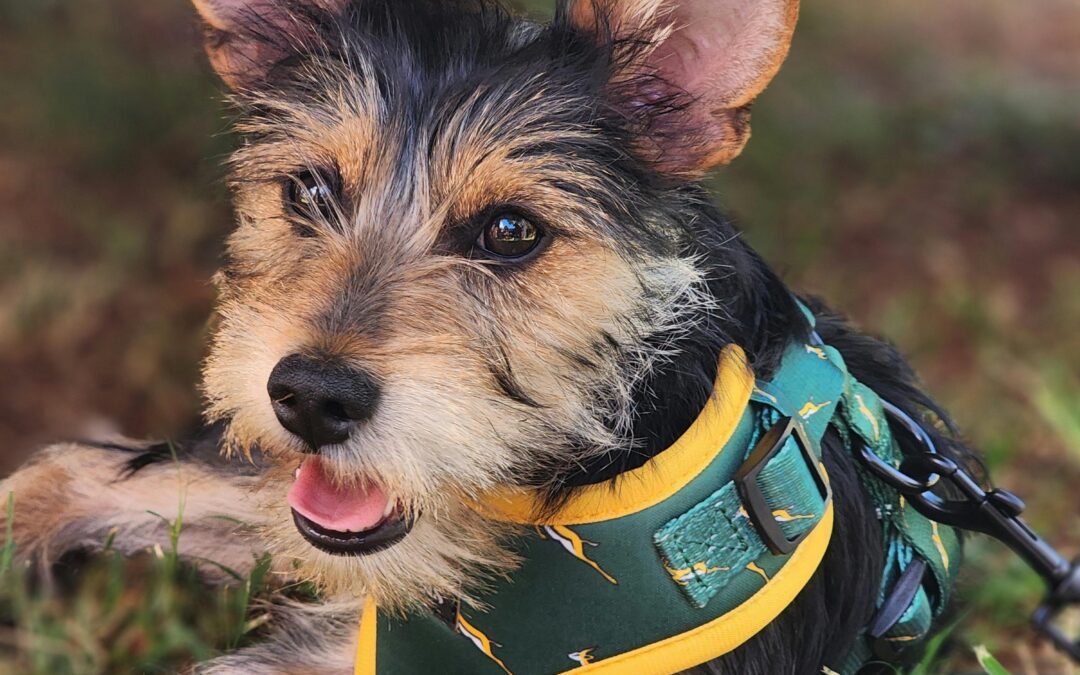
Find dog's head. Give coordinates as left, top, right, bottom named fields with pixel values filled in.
left=196, top=0, right=798, bottom=610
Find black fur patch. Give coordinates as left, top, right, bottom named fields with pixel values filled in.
left=83, top=422, right=265, bottom=480
left=488, top=347, right=543, bottom=408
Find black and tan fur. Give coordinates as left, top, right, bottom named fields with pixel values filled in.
left=1, top=1, right=975, bottom=672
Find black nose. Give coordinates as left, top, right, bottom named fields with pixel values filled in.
left=267, top=354, right=380, bottom=452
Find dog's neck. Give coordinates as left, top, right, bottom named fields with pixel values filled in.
left=557, top=229, right=806, bottom=495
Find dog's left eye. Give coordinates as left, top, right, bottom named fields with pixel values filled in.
left=476, top=213, right=543, bottom=259
left=284, top=169, right=338, bottom=231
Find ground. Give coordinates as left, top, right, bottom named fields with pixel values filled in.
left=0, top=0, right=1077, bottom=672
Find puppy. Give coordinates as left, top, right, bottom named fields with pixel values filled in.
left=1, top=1, right=976, bottom=672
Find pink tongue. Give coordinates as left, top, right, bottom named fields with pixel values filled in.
left=287, top=458, right=390, bottom=533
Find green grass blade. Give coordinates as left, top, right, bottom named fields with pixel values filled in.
left=909, top=614, right=965, bottom=675
left=1, top=492, right=15, bottom=576
left=184, top=556, right=246, bottom=583
left=973, top=645, right=1012, bottom=675
left=1031, top=365, right=1080, bottom=462
left=167, top=441, right=186, bottom=555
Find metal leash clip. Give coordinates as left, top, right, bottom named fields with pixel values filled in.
left=857, top=399, right=1080, bottom=663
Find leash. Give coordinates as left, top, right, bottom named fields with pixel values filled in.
left=805, top=326, right=1080, bottom=667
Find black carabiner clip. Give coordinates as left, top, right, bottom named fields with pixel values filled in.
left=856, top=400, right=942, bottom=494
left=856, top=396, right=1080, bottom=663
left=1033, top=565, right=1080, bottom=663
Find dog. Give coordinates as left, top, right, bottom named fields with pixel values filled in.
left=0, top=0, right=979, bottom=672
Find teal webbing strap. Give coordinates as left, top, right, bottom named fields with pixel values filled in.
left=840, top=378, right=961, bottom=610
left=654, top=432, right=828, bottom=607
left=829, top=641, right=871, bottom=675
left=655, top=333, right=845, bottom=608
left=883, top=583, right=933, bottom=642
left=822, top=346, right=960, bottom=673
left=795, top=300, right=961, bottom=673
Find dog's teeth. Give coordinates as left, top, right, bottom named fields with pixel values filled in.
left=294, top=466, right=301, bottom=479
left=382, top=499, right=396, bottom=519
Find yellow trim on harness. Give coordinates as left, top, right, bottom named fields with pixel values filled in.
left=356, top=596, right=377, bottom=674
left=472, top=345, right=754, bottom=525
left=354, top=499, right=834, bottom=675
left=572, top=500, right=832, bottom=674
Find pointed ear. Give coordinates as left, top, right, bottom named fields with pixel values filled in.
left=191, top=0, right=346, bottom=89
left=571, top=0, right=799, bottom=176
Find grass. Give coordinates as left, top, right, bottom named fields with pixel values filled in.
left=0, top=469, right=278, bottom=674
left=0, top=0, right=1077, bottom=672
left=910, top=619, right=964, bottom=675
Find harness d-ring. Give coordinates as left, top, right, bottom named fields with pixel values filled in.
left=856, top=400, right=941, bottom=494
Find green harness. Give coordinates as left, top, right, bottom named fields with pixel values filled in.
left=354, top=308, right=961, bottom=675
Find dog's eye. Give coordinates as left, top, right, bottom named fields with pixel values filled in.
left=477, top=213, right=542, bottom=259
left=284, top=169, right=338, bottom=233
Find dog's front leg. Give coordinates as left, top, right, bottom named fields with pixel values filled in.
left=0, top=440, right=276, bottom=583
left=195, top=598, right=363, bottom=675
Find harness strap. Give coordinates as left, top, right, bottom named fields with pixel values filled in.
left=803, top=312, right=961, bottom=674
left=655, top=335, right=845, bottom=609
left=353, top=305, right=961, bottom=675
left=356, top=343, right=844, bottom=675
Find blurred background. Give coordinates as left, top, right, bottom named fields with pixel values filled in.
left=0, top=0, right=1078, bottom=672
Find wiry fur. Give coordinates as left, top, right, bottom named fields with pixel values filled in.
left=194, top=598, right=363, bottom=674
left=201, top=0, right=727, bottom=610
left=0, top=0, right=976, bottom=673
left=0, top=434, right=276, bottom=585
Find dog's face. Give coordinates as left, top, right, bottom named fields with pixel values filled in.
left=196, top=0, right=798, bottom=610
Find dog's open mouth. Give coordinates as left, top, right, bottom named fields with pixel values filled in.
left=287, top=457, right=413, bottom=555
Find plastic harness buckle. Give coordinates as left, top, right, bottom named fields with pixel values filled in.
left=735, top=416, right=831, bottom=555
left=867, top=558, right=929, bottom=661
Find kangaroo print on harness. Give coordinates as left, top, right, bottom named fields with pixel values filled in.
left=354, top=307, right=960, bottom=675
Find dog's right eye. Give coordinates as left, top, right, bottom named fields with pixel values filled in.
left=476, top=212, right=543, bottom=259
left=284, top=169, right=338, bottom=235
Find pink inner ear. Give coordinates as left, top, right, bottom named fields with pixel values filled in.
left=192, top=0, right=347, bottom=88
left=573, top=0, right=798, bottom=173
left=650, top=0, right=799, bottom=110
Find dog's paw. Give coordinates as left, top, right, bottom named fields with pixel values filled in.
left=0, top=442, right=101, bottom=567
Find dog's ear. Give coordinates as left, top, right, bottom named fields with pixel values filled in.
left=191, top=0, right=346, bottom=89
left=571, top=0, right=799, bottom=176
